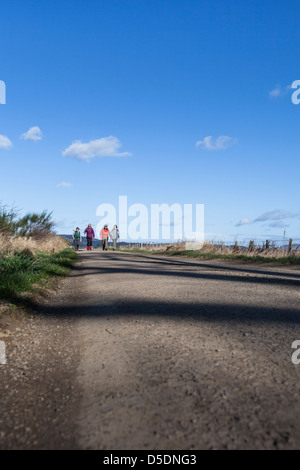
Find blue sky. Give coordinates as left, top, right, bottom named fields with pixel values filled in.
left=1, top=0, right=299, bottom=242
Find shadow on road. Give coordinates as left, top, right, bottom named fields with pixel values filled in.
left=37, top=300, right=300, bottom=326
left=67, top=253, right=300, bottom=289
left=4, top=252, right=300, bottom=326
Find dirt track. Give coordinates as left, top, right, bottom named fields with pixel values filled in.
left=1, top=250, right=300, bottom=449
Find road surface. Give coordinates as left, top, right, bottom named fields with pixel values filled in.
left=1, top=250, right=300, bottom=449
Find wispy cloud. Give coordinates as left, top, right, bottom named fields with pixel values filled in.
left=268, top=221, right=289, bottom=229
left=253, top=209, right=297, bottom=222
left=54, top=218, right=77, bottom=229
left=235, top=217, right=252, bottom=227
left=0, top=135, right=13, bottom=150
left=269, top=84, right=292, bottom=98
left=56, top=181, right=72, bottom=189
left=196, top=136, right=235, bottom=151
left=62, top=136, right=132, bottom=162
left=236, top=209, right=298, bottom=229
left=21, top=126, right=43, bottom=141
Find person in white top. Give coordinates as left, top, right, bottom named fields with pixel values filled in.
left=110, top=225, right=120, bottom=251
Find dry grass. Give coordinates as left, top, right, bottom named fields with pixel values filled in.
left=122, top=240, right=300, bottom=261
left=0, top=233, right=68, bottom=257
left=163, top=241, right=299, bottom=258
left=207, top=241, right=298, bottom=258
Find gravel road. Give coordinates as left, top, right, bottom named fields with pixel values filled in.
left=1, top=250, right=300, bottom=449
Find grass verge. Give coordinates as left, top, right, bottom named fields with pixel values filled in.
left=0, top=248, right=77, bottom=302
left=120, top=248, right=300, bottom=265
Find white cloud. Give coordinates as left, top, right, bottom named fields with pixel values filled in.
left=236, top=218, right=252, bottom=226
left=269, top=84, right=292, bottom=98
left=62, top=136, right=132, bottom=162
left=56, top=181, right=72, bottom=189
left=196, top=136, right=235, bottom=151
left=0, top=135, right=13, bottom=150
left=21, top=126, right=43, bottom=141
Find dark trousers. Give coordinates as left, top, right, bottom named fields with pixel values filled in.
left=87, top=237, right=93, bottom=248
left=74, top=239, right=80, bottom=250
left=102, top=238, right=108, bottom=250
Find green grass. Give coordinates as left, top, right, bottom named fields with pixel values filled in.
left=0, top=248, right=77, bottom=301
left=121, top=248, right=300, bottom=264
left=164, top=250, right=300, bottom=264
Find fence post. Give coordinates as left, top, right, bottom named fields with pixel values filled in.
left=288, top=238, right=293, bottom=254
left=233, top=241, right=239, bottom=253
left=266, top=239, right=270, bottom=250
left=249, top=240, right=254, bottom=252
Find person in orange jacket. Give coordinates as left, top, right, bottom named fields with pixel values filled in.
left=100, top=224, right=111, bottom=251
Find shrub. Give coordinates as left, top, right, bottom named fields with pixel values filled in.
left=17, top=210, right=54, bottom=239
left=0, top=203, right=18, bottom=235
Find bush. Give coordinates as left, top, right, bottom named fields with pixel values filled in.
left=17, top=210, right=54, bottom=239
left=0, top=203, right=55, bottom=241
left=0, top=203, right=18, bottom=235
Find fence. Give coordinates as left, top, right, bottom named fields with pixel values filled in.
left=225, top=238, right=300, bottom=252
left=70, top=235, right=300, bottom=254
left=119, top=238, right=300, bottom=253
